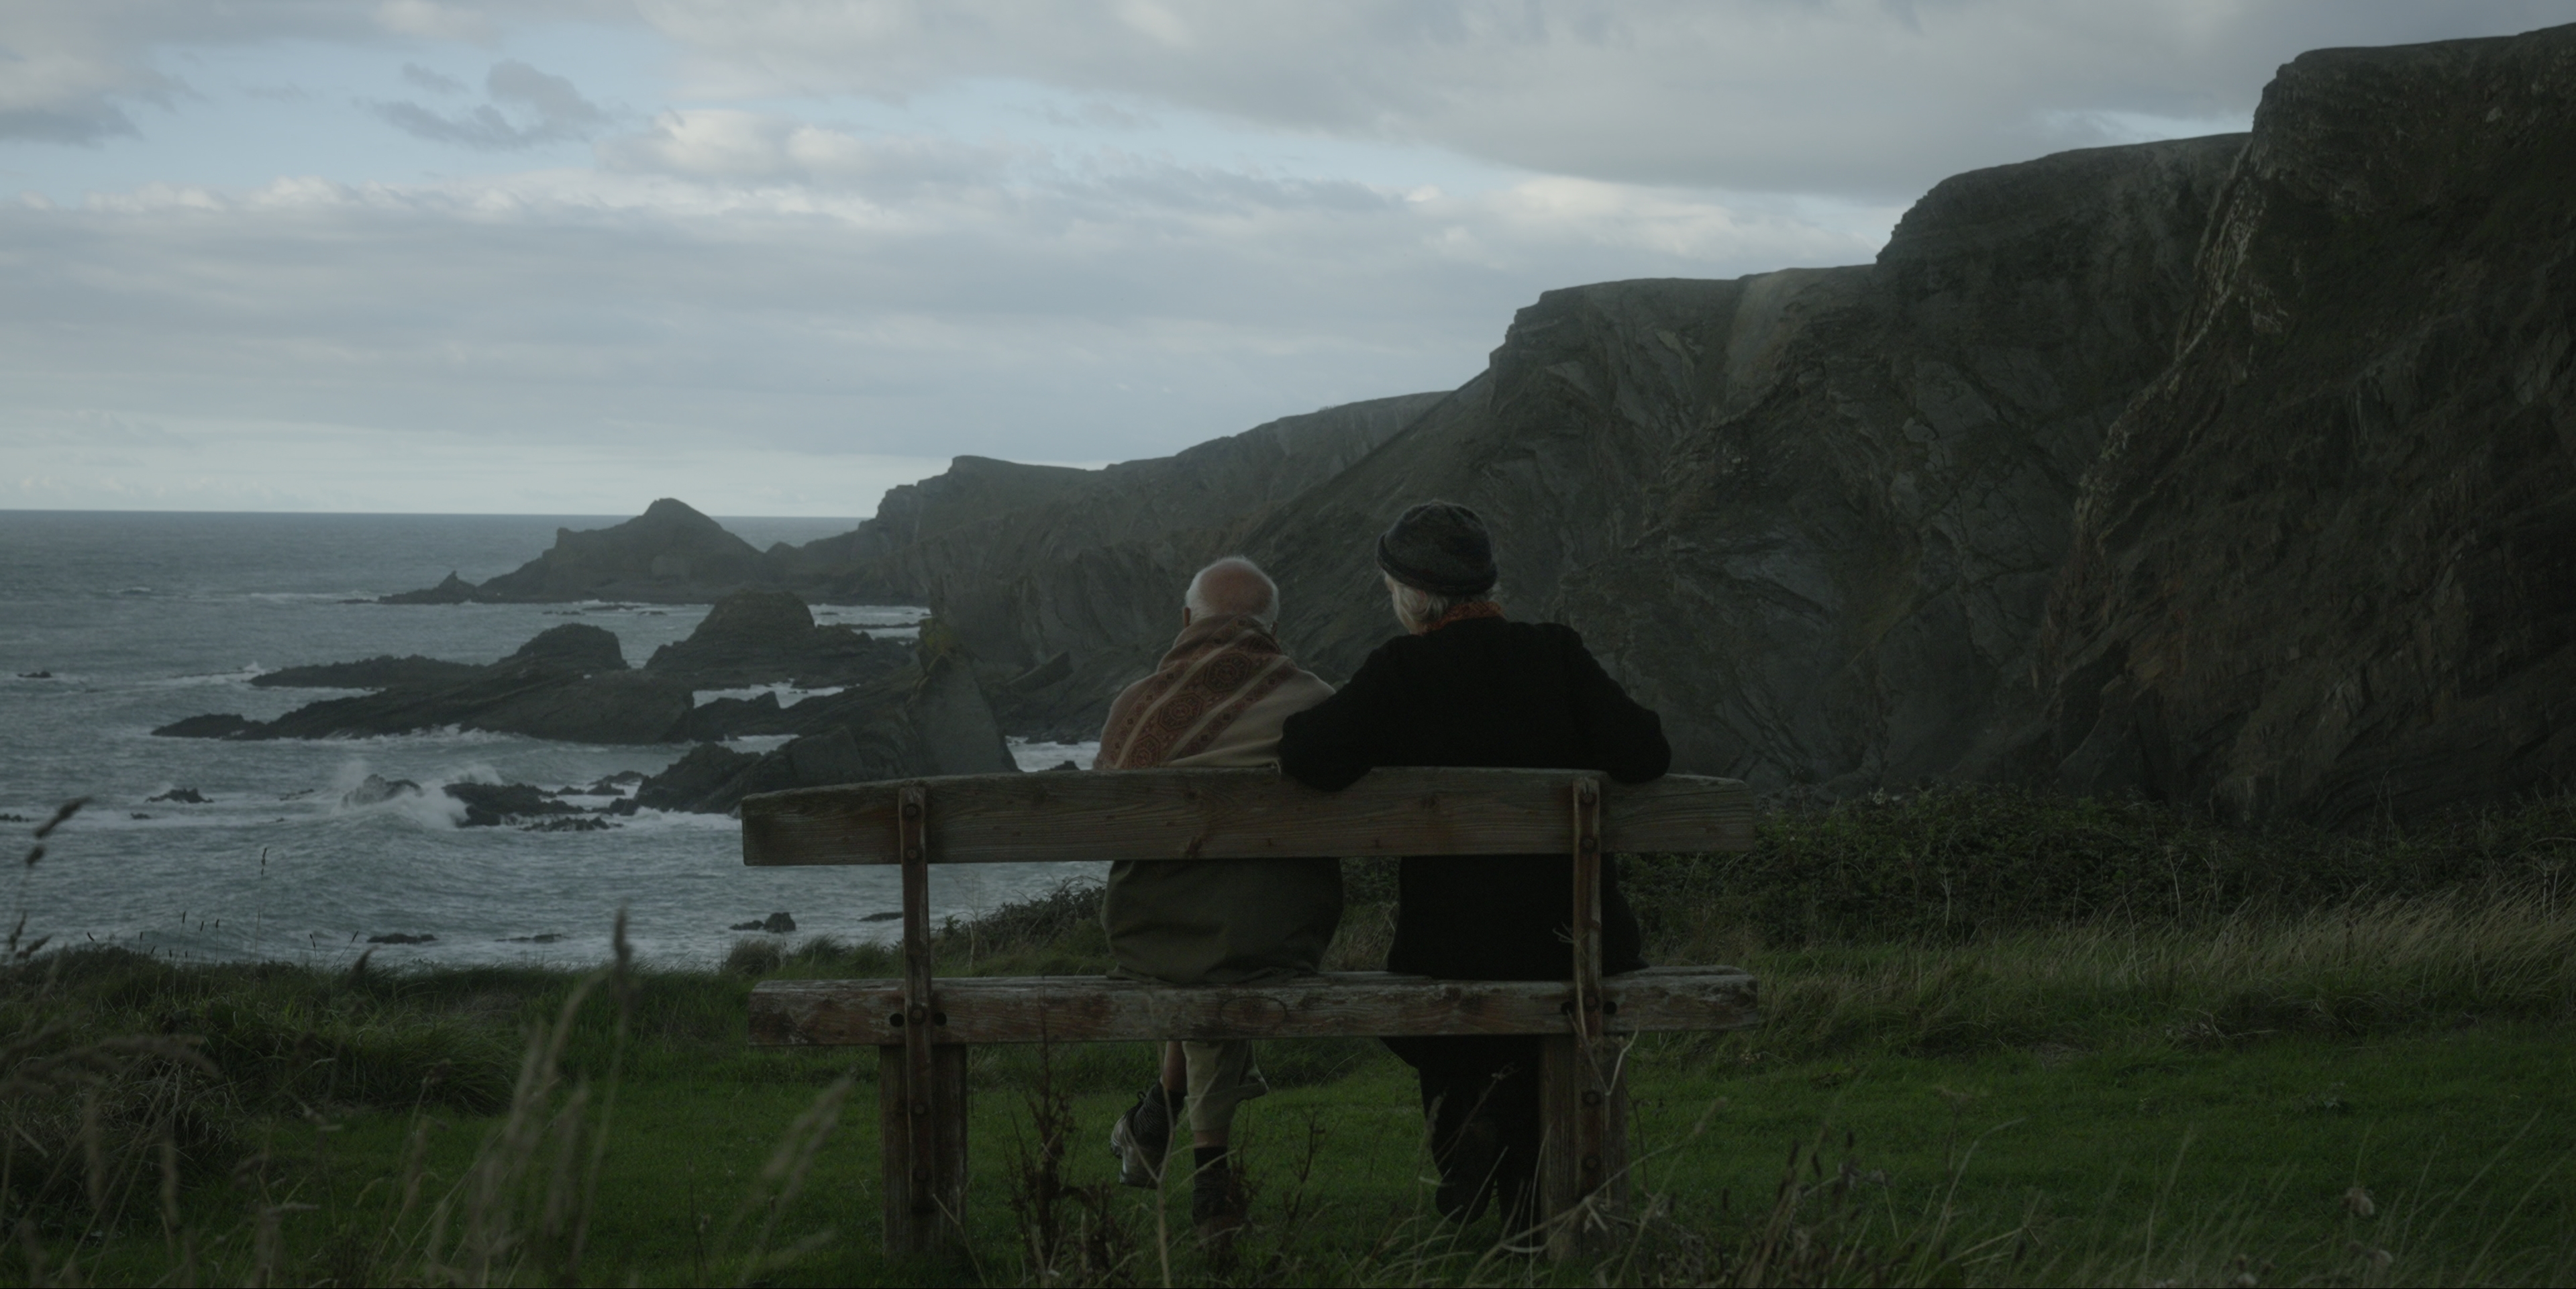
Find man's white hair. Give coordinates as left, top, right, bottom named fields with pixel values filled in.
left=1386, top=573, right=1498, bottom=634
left=1186, top=557, right=1280, bottom=626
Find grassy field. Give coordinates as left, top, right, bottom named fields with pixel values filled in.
left=5, top=786, right=2573, bottom=1286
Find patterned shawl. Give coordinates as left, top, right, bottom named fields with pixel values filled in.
left=1098, top=613, right=1306, bottom=770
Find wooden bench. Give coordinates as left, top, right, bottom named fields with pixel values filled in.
left=739, top=766, right=1760, bottom=1257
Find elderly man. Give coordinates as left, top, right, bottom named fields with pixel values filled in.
left=1100, top=556, right=1341, bottom=1234
left=1278, top=501, right=1669, bottom=1229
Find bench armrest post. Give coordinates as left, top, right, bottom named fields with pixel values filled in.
left=888, top=782, right=964, bottom=1251
left=1543, top=776, right=1628, bottom=1257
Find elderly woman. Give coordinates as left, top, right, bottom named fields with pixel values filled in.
left=1278, top=501, right=1669, bottom=1228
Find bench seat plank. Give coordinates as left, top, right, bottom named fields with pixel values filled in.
left=742, top=768, right=1755, bottom=866
left=749, top=966, right=1758, bottom=1047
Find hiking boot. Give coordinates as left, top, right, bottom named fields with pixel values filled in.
left=1191, top=1155, right=1246, bottom=1238
left=1109, top=1084, right=1176, bottom=1188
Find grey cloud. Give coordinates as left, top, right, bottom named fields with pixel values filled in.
left=1, top=157, right=1875, bottom=471
left=401, top=62, right=466, bottom=95
left=645, top=0, right=2576, bottom=199
left=373, top=59, right=607, bottom=149
left=0, top=101, right=139, bottom=146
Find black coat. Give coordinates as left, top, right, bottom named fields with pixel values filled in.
left=1278, top=616, right=1670, bottom=980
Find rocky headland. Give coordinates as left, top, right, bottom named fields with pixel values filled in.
left=359, top=24, right=2575, bottom=824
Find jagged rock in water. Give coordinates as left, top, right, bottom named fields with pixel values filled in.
left=158, top=623, right=689, bottom=745
left=382, top=499, right=772, bottom=604
left=643, top=590, right=911, bottom=688
left=253, top=655, right=483, bottom=690
left=2021, top=24, right=2576, bottom=823
left=729, top=913, right=796, bottom=933
left=444, top=782, right=584, bottom=828
left=146, top=788, right=209, bottom=804
left=509, top=623, right=628, bottom=672
left=343, top=775, right=423, bottom=807
left=366, top=932, right=436, bottom=945
left=152, top=714, right=259, bottom=739
left=380, top=572, right=476, bottom=605
left=632, top=633, right=1017, bottom=813
left=634, top=743, right=762, bottom=811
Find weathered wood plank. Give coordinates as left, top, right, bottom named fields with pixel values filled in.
left=740, top=768, right=1756, bottom=867
left=877, top=1044, right=968, bottom=1255
left=748, top=967, right=1758, bottom=1047
left=1539, top=1033, right=1630, bottom=1257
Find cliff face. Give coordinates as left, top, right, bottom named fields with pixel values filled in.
left=2030, top=25, right=2576, bottom=823
left=827, top=393, right=1447, bottom=735
left=1240, top=136, right=2241, bottom=790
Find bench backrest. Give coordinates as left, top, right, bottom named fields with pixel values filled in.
left=740, top=767, right=1756, bottom=866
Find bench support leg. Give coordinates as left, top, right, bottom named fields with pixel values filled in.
left=878, top=1043, right=970, bottom=1257
left=1538, top=1033, right=1629, bottom=1258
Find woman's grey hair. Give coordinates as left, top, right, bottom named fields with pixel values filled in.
left=1386, top=572, right=1496, bottom=633
left=1187, top=557, right=1280, bottom=626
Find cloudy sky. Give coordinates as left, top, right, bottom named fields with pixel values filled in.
left=5, top=1, right=2568, bottom=516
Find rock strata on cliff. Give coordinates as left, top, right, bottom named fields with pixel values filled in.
left=2026, top=25, right=2576, bottom=823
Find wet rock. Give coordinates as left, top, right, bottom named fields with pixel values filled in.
left=503, top=933, right=566, bottom=943
left=729, top=913, right=796, bottom=933
left=16, top=671, right=52, bottom=680
left=152, top=714, right=260, bottom=739
left=146, top=788, right=209, bottom=804
left=380, top=572, right=478, bottom=605
left=442, top=782, right=581, bottom=828
left=407, top=499, right=774, bottom=605
left=644, top=589, right=911, bottom=688
left=366, top=932, right=436, bottom=945
left=163, top=623, right=690, bottom=745
left=342, top=776, right=422, bottom=807
left=521, top=816, right=615, bottom=833
left=633, top=744, right=762, bottom=812
left=252, top=656, right=482, bottom=689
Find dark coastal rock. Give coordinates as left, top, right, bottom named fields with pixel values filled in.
left=633, top=743, right=762, bottom=811
left=366, top=932, right=436, bottom=945
left=509, top=623, right=627, bottom=672
left=146, top=788, right=209, bottom=804
left=160, top=623, right=688, bottom=745
left=643, top=590, right=911, bottom=688
left=378, top=572, right=477, bottom=605
left=631, top=633, right=1017, bottom=813
left=387, top=499, right=774, bottom=605
left=16, top=671, right=52, bottom=680
left=521, top=816, right=615, bottom=833
left=729, top=913, right=796, bottom=933
left=252, top=655, right=482, bottom=690
left=443, top=782, right=582, bottom=828
left=666, top=691, right=791, bottom=742
left=152, top=714, right=260, bottom=739
left=342, top=775, right=423, bottom=807
left=2019, top=25, right=2576, bottom=823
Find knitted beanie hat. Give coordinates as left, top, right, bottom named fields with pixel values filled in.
left=1376, top=501, right=1497, bottom=597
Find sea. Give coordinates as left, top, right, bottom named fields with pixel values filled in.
left=0, top=511, right=1101, bottom=971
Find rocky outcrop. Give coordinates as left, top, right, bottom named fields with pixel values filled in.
left=380, top=499, right=772, bottom=605
left=635, top=628, right=1017, bottom=813
left=156, top=623, right=694, bottom=745
left=642, top=590, right=911, bottom=688
left=380, top=572, right=476, bottom=605
left=2021, top=25, right=2576, bottom=823
left=253, top=656, right=483, bottom=690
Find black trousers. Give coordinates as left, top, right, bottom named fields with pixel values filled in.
left=1382, top=1035, right=1541, bottom=1223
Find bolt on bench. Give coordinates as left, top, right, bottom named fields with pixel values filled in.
left=739, top=767, right=1760, bottom=1257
